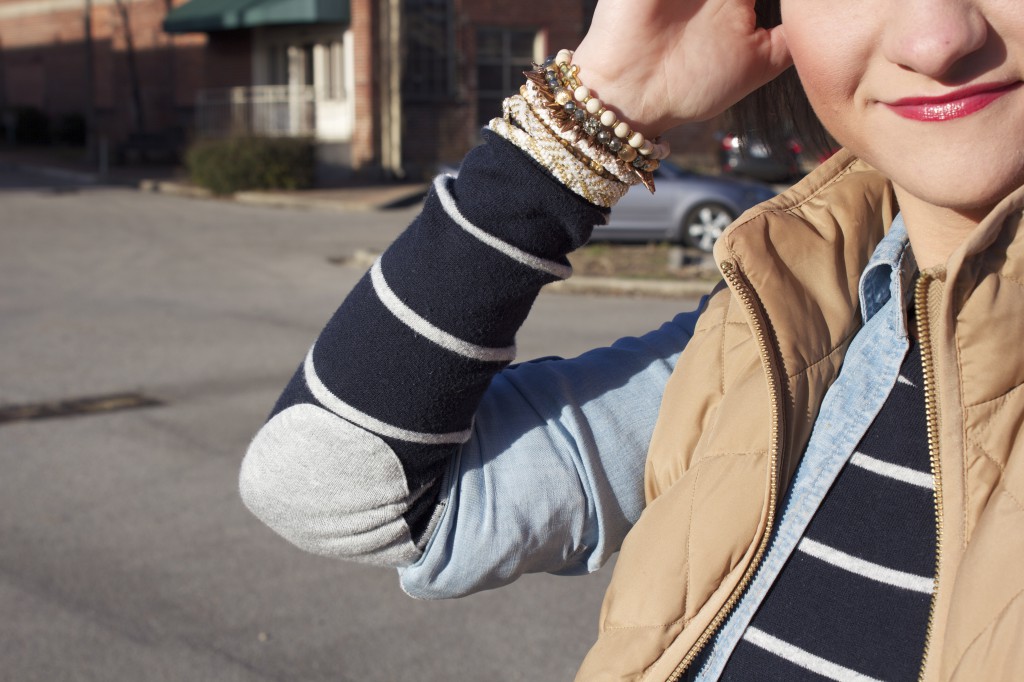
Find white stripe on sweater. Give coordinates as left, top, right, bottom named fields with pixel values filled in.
left=850, top=452, right=934, bottom=490
left=371, top=258, right=517, bottom=363
left=743, top=627, right=885, bottom=682
left=798, top=538, right=934, bottom=594
left=304, top=345, right=473, bottom=445
left=897, top=374, right=915, bottom=387
left=434, top=174, right=573, bottom=280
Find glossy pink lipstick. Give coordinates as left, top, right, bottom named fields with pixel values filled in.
left=884, top=82, right=1022, bottom=121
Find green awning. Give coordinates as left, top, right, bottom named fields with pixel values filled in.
left=163, top=0, right=348, bottom=33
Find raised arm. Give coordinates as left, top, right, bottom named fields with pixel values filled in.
left=239, top=132, right=700, bottom=585
left=240, top=0, right=791, bottom=596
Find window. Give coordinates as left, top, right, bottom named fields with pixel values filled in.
left=476, top=27, right=539, bottom=128
left=310, top=41, right=346, bottom=100
left=328, top=41, right=345, bottom=100
left=266, top=45, right=287, bottom=85
left=403, top=0, right=455, bottom=101
left=302, top=44, right=315, bottom=86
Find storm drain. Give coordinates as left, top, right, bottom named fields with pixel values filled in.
left=0, top=392, right=163, bottom=425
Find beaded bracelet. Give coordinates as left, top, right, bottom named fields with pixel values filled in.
left=521, top=80, right=637, bottom=185
left=552, top=48, right=671, bottom=162
left=488, top=95, right=630, bottom=207
left=524, top=49, right=671, bottom=193
left=544, top=50, right=670, bottom=161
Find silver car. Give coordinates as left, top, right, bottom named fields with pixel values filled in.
left=594, top=160, right=777, bottom=252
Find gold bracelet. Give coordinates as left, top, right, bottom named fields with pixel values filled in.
left=487, top=95, right=630, bottom=208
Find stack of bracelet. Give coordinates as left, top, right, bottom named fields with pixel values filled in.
left=488, top=94, right=631, bottom=207
left=520, top=80, right=636, bottom=185
left=526, top=49, right=670, bottom=193
left=485, top=48, right=671, bottom=204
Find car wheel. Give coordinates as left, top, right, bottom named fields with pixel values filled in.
left=683, top=202, right=735, bottom=253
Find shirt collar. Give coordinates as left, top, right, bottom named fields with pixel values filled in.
left=858, top=213, right=916, bottom=337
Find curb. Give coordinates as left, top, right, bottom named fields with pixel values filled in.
left=544, top=275, right=716, bottom=299
left=345, top=249, right=716, bottom=299
left=139, top=179, right=213, bottom=199
left=1, top=159, right=428, bottom=209
left=138, top=179, right=428, bottom=212
left=1, top=161, right=98, bottom=184
left=232, top=191, right=399, bottom=212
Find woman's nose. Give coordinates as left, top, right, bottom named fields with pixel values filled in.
left=882, top=0, right=989, bottom=78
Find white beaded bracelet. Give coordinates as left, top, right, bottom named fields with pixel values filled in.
left=555, top=49, right=671, bottom=162
left=526, top=50, right=671, bottom=192
left=521, top=80, right=638, bottom=185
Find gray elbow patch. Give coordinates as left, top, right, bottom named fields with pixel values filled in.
left=239, top=403, right=421, bottom=567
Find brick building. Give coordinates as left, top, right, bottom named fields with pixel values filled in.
left=0, top=0, right=204, bottom=151
left=0, top=0, right=719, bottom=180
left=161, top=0, right=604, bottom=179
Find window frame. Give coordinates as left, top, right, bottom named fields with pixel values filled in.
left=402, top=0, right=457, bottom=103
left=474, top=26, right=543, bottom=128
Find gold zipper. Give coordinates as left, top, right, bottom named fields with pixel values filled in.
left=666, top=260, right=785, bottom=681
left=914, top=273, right=944, bottom=682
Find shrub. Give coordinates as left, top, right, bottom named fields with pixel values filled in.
left=185, top=136, right=315, bottom=195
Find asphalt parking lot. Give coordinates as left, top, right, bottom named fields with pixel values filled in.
left=0, top=167, right=705, bottom=681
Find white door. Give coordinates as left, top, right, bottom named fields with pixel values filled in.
left=312, top=40, right=353, bottom=141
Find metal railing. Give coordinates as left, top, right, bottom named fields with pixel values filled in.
left=195, top=85, right=324, bottom=138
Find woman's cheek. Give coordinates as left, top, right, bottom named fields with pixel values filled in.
left=781, top=4, right=873, bottom=148
left=794, top=59, right=857, bottom=142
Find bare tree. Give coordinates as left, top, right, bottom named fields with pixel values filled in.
left=0, top=34, right=7, bottom=112
left=84, top=0, right=97, bottom=158
left=114, top=0, right=145, bottom=132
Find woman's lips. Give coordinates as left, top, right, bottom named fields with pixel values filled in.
left=884, top=82, right=1022, bottom=121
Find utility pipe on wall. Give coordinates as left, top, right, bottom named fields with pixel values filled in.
left=379, top=0, right=403, bottom=178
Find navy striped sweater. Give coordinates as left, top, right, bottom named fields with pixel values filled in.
left=715, top=339, right=936, bottom=681
left=245, top=131, right=610, bottom=563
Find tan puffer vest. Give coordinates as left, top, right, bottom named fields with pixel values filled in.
left=576, top=150, right=1024, bottom=681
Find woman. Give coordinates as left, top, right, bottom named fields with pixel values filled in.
left=239, top=0, right=1024, bottom=679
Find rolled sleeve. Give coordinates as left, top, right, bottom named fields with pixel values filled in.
left=399, top=308, right=703, bottom=599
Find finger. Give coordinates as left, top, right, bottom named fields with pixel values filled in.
left=762, top=24, right=793, bottom=80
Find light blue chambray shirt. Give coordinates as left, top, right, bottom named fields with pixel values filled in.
left=696, top=214, right=916, bottom=679
left=402, top=213, right=916, bottom=679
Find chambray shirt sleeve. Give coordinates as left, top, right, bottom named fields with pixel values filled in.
left=399, top=308, right=702, bottom=599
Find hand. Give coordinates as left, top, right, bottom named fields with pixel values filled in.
left=571, top=0, right=792, bottom=137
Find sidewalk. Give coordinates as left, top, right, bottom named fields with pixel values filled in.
left=0, top=146, right=429, bottom=212
left=137, top=178, right=429, bottom=212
